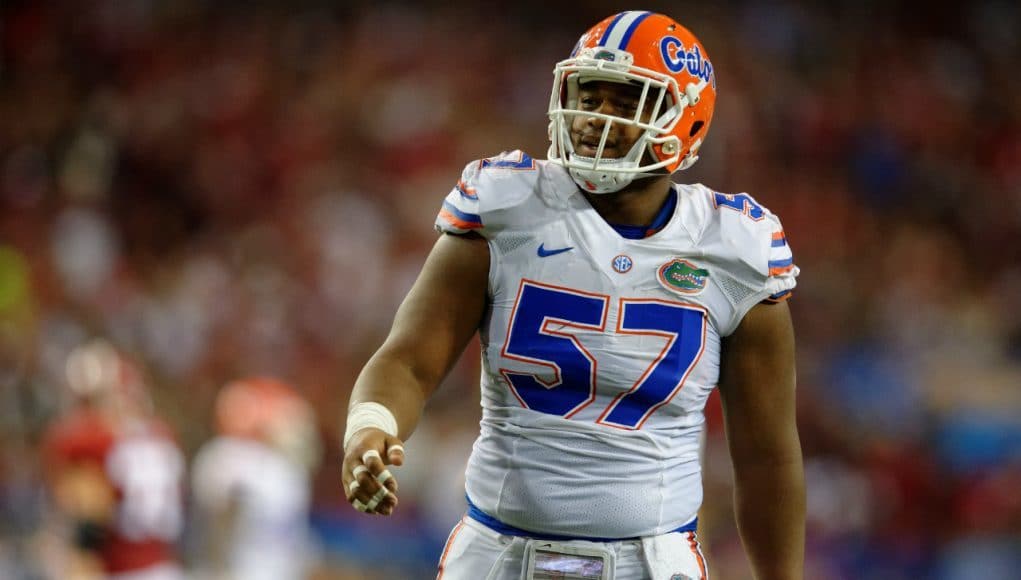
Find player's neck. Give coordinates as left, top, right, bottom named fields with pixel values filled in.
left=582, top=175, right=674, bottom=227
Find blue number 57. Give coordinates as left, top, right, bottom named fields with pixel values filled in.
left=500, top=280, right=707, bottom=429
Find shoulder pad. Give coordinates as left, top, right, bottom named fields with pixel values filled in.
left=435, top=151, right=546, bottom=237
left=685, top=185, right=799, bottom=331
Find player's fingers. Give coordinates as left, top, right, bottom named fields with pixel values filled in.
left=376, top=489, right=398, bottom=515
left=355, top=464, right=396, bottom=515
left=365, top=486, right=391, bottom=512
left=345, top=475, right=377, bottom=508
left=352, top=464, right=372, bottom=490
left=343, top=445, right=381, bottom=502
left=352, top=498, right=370, bottom=513
left=385, top=439, right=405, bottom=466
left=341, top=431, right=401, bottom=512
left=362, top=449, right=383, bottom=471
left=351, top=462, right=382, bottom=500
left=376, top=468, right=399, bottom=494
left=368, top=485, right=400, bottom=516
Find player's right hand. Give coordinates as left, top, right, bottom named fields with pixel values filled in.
left=342, top=428, right=404, bottom=516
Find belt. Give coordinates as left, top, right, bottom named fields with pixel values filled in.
left=465, top=494, right=697, bottom=542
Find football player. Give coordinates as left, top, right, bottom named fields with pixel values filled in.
left=341, top=11, right=804, bottom=580
left=41, top=339, right=185, bottom=580
left=190, top=377, right=321, bottom=580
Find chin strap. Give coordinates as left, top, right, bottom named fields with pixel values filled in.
left=681, top=80, right=706, bottom=108
left=676, top=137, right=702, bottom=172
left=672, top=81, right=708, bottom=172
left=568, top=162, right=668, bottom=194
left=567, top=157, right=639, bottom=194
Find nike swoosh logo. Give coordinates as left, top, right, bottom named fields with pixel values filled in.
left=537, top=243, right=574, bottom=258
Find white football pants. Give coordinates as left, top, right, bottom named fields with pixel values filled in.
left=436, top=516, right=709, bottom=580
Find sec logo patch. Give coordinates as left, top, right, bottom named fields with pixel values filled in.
left=612, top=254, right=633, bottom=273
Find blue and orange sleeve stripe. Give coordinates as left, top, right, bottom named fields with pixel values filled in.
left=435, top=160, right=487, bottom=235
left=767, top=227, right=796, bottom=275
left=767, top=256, right=795, bottom=276
left=455, top=179, right=478, bottom=201
left=764, top=289, right=793, bottom=303
left=437, top=200, right=483, bottom=232
left=764, top=228, right=796, bottom=302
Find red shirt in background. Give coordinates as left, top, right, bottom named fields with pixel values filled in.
left=42, top=407, right=185, bottom=574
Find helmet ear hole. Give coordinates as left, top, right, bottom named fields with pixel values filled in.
left=689, top=120, right=704, bottom=137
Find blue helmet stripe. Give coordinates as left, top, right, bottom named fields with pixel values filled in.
left=597, top=12, right=629, bottom=47
left=617, top=11, right=652, bottom=50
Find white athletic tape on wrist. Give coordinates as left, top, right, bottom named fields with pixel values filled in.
left=344, top=402, right=398, bottom=449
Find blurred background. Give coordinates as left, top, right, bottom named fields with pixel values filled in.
left=2, top=0, right=1020, bottom=578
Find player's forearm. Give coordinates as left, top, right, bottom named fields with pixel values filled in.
left=731, top=453, right=806, bottom=580
left=348, top=349, right=434, bottom=439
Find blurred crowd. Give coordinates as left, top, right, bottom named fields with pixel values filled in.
left=1, top=0, right=1020, bottom=578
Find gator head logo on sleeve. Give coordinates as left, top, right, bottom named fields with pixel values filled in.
left=657, top=258, right=709, bottom=295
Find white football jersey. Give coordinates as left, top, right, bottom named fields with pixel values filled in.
left=434, top=150, right=798, bottom=539
left=191, top=437, right=313, bottom=580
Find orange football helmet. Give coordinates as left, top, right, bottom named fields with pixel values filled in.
left=547, top=11, right=717, bottom=193
left=215, top=377, right=320, bottom=469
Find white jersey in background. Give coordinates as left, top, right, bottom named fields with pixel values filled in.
left=191, top=436, right=313, bottom=580
left=435, top=150, right=798, bottom=539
